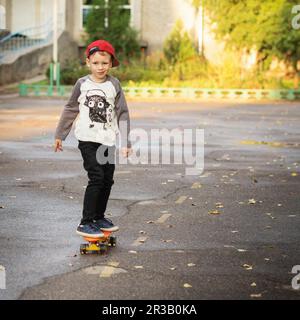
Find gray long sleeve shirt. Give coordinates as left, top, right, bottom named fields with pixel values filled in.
left=55, top=75, right=131, bottom=147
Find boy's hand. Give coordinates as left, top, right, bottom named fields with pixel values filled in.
left=121, top=147, right=132, bottom=158
left=54, top=139, right=63, bottom=152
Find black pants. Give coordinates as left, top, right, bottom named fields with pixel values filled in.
left=78, top=140, right=115, bottom=225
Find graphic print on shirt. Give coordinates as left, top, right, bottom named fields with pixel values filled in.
left=84, top=89, right=113, bottom=130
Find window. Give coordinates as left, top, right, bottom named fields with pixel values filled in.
left=0, top=5, right=6, bottom=30
left=81, top=0, right=131, bottom=29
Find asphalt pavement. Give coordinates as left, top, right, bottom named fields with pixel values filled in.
left=0, top=95, right=299, bottom=300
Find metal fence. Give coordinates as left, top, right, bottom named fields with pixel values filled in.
left=18, top=84, right=300, bottom=101
left=0, top=15, right=64, bottom=64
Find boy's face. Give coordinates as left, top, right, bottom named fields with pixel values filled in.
left=86, top=51, right=112, bottom=82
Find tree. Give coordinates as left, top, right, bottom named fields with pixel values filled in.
left=205, top=0, right=300, bottom=88
left=163, top=20, right=198, bottom=80
left=163, top=20, right=196, bottom=66
left=85, top=0, right=140, bottom=63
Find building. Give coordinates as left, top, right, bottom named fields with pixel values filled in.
left=0, top=0, right=221, bottom=85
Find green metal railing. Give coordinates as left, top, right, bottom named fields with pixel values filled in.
left=19, top=83, right=300, bottom=100
left=122, top=87, right=300, bottom=100
left=18, top=64, right=300, bottom=100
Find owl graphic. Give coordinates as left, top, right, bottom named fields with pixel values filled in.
left=84, top=89, right=113, bottom=130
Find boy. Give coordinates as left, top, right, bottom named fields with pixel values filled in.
left=54, top=39, right=132, bottom=238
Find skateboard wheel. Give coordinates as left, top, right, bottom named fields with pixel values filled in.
left=99, top=244, right=108, bottom=254
left=80, top=244, right=88, bottom=254
left=109, top=236, right=117, bottom=247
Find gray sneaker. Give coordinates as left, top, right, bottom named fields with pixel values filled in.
left=76, top=223, right=104, bottom=238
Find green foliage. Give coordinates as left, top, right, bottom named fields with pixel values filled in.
left=110, top=59, right=169, bottom=83
left=85, top=0, right=140, bottom=62
left=56, top=53, right=290, bottom=89
left=205, top=0, right=300, bottom=86
left=57, top=5, right=297, bottom=91
left=57, top=60, right=88, bottom=85
left=163, top=20, right=197, bottom=66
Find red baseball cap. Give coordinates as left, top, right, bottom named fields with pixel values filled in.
left=85, top=39, right=120, bottom=67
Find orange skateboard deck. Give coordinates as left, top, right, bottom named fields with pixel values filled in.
left=80, top=230, right=117, bottom=254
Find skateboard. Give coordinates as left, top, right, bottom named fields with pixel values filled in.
left=80, top=230, right=117, bottom=255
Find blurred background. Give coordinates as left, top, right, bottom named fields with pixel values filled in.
left=1, top=0, right=300, bottom=91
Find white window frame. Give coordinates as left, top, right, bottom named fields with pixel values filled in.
left=80, top=0, right=132, bottom=30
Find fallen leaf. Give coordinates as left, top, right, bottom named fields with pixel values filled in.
left=191, top=182, right=202, bottom=189
left=146, top=220, right=154, bottom=224
left=209, top=210, right=221, bottom=215
left=248, top=199, right=256, bottom=204
left=183, top=283, right=192, bottom=288
left=242, top=264, right=253, bottom=270
left=215, top=202, right=224, bottom=208
left=250, top=293, right=262, bottom=298
left=291, top=172, right=298, bottom=177
left=265, top=213, right=275, bottom=219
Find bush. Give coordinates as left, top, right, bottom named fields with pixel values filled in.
left=58, top=60, right=88, bottom=85
left=163, top=20, right=197, bottom=67
left=110, top=58, right=169, bottom=84
left=55, top=50, right=292, bottom=89
left=57, top=58, right=169, bottom=86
